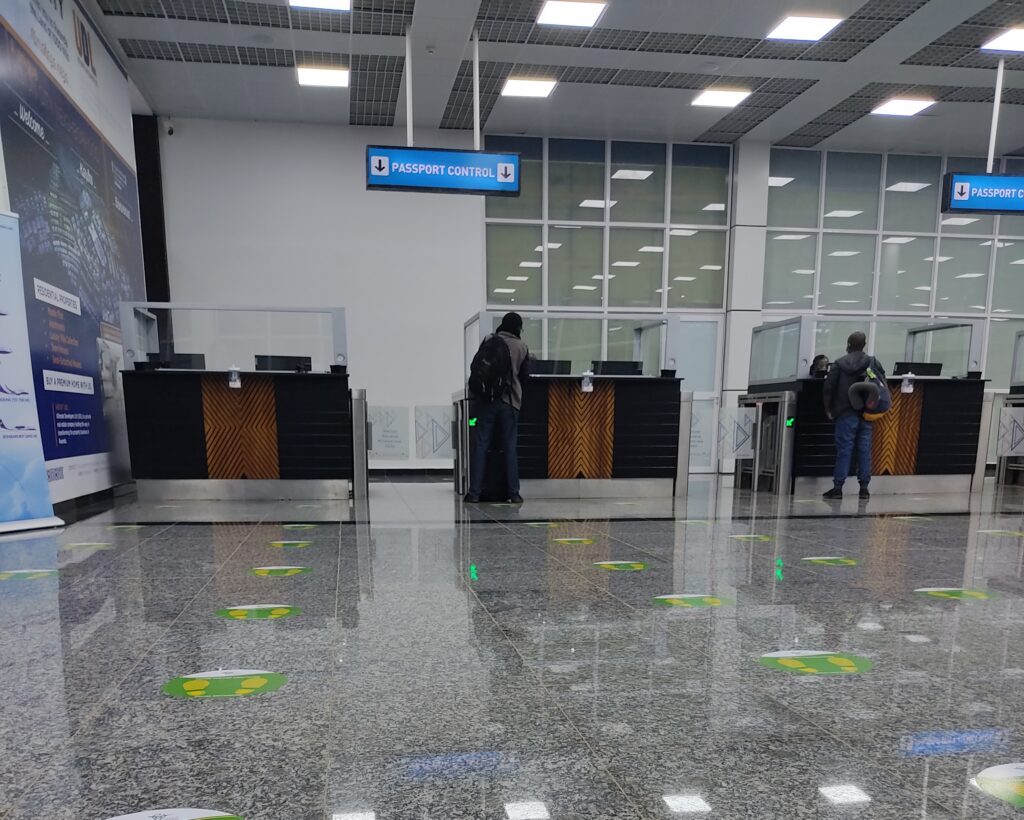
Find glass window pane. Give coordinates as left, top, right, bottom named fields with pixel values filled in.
left=1001, top=158, right=1024, bottom=236
left=823, top=152, right=881, bottom=231
left=934, top=237, right=991, bottom=313
left=877, top=235, right=935, bottom=313
left=671, top=144, right=729, bottom=226
left=485, top=136, right=541, bottom=219
left=942, top=158, right=994, bottom=235
left=987, top=319, right=1024, bottom=389
left=872, top=319, right=921, bottom=367
left=606, top=320, right=663, bottom=376
left=610, top=141, right=666, bottom=223
left=548, top=226, right=603, bottom=307
left=815, top=319, right=866, bottom=362
left=487, top=224, right=542, bottom=307
left=818, top=233, right=875, bottom=311
left=609, top=227, right=664, bottom=308
left=548, top=318, right=602, bottom=374
left=549, top=138, right=605, bottom=222
left=667, top=229, right=725, bottom=309
left=521, top=316, right=542, bottom=355
left=768, top=148, right=820, bottom=228
left=763, top=231, right=817, bottom=309
left=992, top=240, right=1024, bottom=314
left=883, top=154, right=940, bottom=233
left=666, top=319, right=719, bottom=392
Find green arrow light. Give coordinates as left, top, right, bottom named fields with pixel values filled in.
left=469, top=564, right=478, bottom=581
left=775, top=558, right=784, bottom=580
left=469, top=417, right=477, bottom=427
left=785, top=417, right=795, bottom=428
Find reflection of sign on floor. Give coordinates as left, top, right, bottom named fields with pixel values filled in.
left=415, top=405, right=453, bottom=458
left=654, top=594, right=729, bottom=608
left=900, top=728, right=1006, bottom=757
left=915, top=587, right=992, bottom=600
left=163, top=669, right=287, bottom=698
left=107, top=810, right=242, bottom=819
left=974, top=762, right=1024, bottom=807
left=759, top=650, right=872, bottom=675
left=369, top=405, right=410, bottom=460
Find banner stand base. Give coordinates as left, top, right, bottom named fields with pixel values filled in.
left=0, top=516, right=65, bottom=536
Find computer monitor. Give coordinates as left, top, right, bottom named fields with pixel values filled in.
left=893, top=361, right=942, bottom=377
left=529, top=359, right=571, bottom=375
left=591, top=360, right=642, bottom=376
left=149, top=352, right=207, bottom=370
left=255, top=355, right=312, bottom=372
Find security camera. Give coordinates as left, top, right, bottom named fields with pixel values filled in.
left=166, top=119, right=175, bottom=136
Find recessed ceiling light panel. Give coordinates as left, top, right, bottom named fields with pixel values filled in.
left=871, top=98, right=935, bottom=116
left=982, top=28, right=1024, bottom=52
left=692, top=89, right=750, bottom=107
left=291, top=0, right=351, bottom=9
left=886, top=181, right=931, bottom=192
left=502, top=78, right=558, bottom=97
left=297, top=66, right=350, bottom=87
left=767, top=15, right=843, bottom=41
left=537, top=0, right=607, bottom=27
left=612, top=169, right=653, bottom=180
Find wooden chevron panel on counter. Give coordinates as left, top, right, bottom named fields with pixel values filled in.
left=870, top=387, right=923, bottom=476
left=547, top=381, right=615, bottom=479
left=201, top=375, right=280, bottom=479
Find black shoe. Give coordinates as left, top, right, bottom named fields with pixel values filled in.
left=859, top=486, right=870, bottom=500
left=822, top=487, right=843, bottom=500
left=464, top=493, right=480, bottom=503
left=509, top=493, right=524, bottom=504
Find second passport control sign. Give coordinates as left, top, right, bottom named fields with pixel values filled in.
left=366, top=145, right=520, bottom=196
left=943, top=172, right=1024, bottom=214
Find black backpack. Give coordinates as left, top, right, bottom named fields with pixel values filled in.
left=468, top=335, right=512, bottom=402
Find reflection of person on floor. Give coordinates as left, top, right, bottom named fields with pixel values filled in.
left=823, top=332, right=885, bottom=501
left=465, top=312, right=529, bottom=505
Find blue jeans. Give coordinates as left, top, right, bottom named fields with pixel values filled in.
left=470, top=399, right=520, bottom=497
left=834, top=413, right=873, bottom=488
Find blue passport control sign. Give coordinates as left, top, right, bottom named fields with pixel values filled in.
left=943, top=172, right=1024, bottom=214
left=366, top=145, right=520, bottom=196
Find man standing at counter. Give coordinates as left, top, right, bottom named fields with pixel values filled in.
left=465, top=312, right=530, bottom=504
left=823, top=331, right=885, bottom=500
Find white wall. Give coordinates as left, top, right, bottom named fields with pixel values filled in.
left=160, top=118, right=484, bottom=468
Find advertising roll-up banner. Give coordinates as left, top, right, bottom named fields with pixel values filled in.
left=0, top=212, right=61, bottom=534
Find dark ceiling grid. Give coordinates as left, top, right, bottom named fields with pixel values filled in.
left=776, top=81, right=1024, bottom=147
left=97, top=0, right=415, bottom=36
left=349, top=54, right=406, bottom=126
left=437, top=61, right=812, bottom=139
left=471, top=0, right=929, bottom=62
left=695, top=78, right=816, bottom=144
left=904, top=0, right=1024, bottom=69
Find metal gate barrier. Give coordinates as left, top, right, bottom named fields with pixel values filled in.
left=351, top=388, right=370, bottom=518
left=996, top=394, right=1024, bottom=487
left=735, top=391, right=797, bottom=494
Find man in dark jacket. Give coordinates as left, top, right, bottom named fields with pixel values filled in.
left=465, top=312, right=530, bottom=505
left=823, top=331, right=885, bottom=500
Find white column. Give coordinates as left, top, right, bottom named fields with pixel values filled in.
left=721, top=140, right=770, bottom=472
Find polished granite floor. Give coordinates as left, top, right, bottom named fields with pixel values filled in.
left=3, top=480, right=1024, bottom=818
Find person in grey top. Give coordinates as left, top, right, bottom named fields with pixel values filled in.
left=466, top=312, right=530, bottom=504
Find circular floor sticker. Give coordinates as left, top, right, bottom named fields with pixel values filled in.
left=915, top=587, right=992, bottom=600
left=593, top=561, right=647, bottom=571
left=730, top=534, right=773, bottom=542
left=978, top=529, right=1024, bottom=537
left=893, top=515, right=931, bottom=521
left=759, top=650, right=873, bottom=675
left=282, top=524, right=317, bottom=531
left=553, top=537, right=593, bottom=545
left=62, top=542, right=113, bottom=550
left=525, top=522, right=559, bottom=528
left=270, top=540, right=311, bottom=549
left=107, top=811, right=241, bottom=820
left=802, top=556, right=858, bottom=566
left=654, top=594, right=730, bottom=608
left=974, top=763, right=1024, bottom=807
left=163, top=669, right=287, bottom=699
left=217, top=604, right=301, bottom=620
left=108, top=524, right=145, bottom=530
left=0, top=569, right=58, bottom=581
left=251, top=566, right=312, bottom=577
